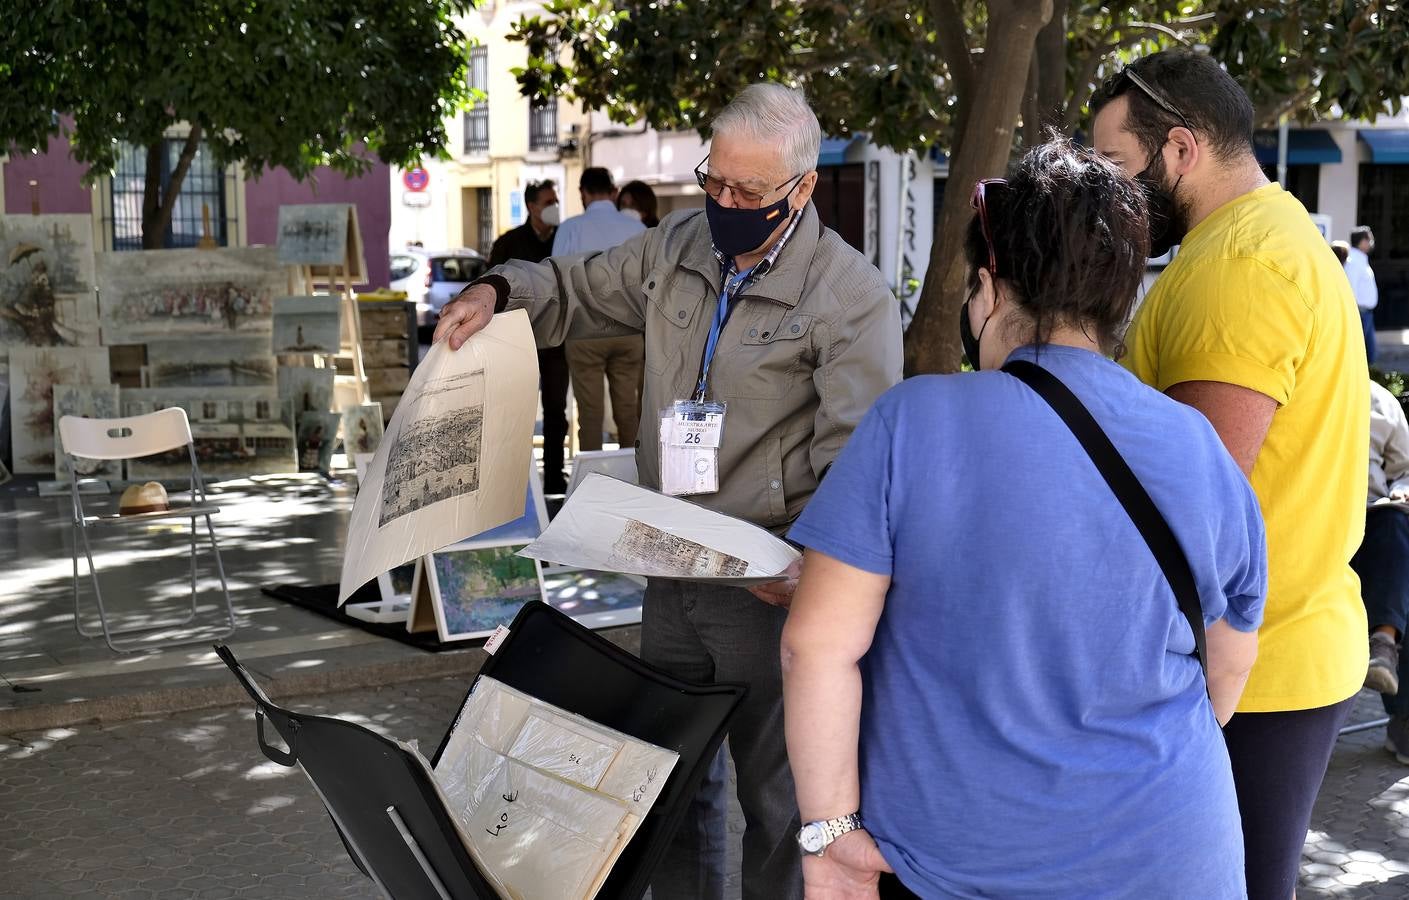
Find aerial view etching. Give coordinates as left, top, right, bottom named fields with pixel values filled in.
left=379, top=370, right=485, bottom=528
left=608, top=519, right=750, bottom=578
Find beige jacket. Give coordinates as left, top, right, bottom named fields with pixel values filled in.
left=486, top=202, right=903, bottom=531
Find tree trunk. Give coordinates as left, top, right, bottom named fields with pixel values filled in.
left=140, top=126, right=204, bottom=250
left=1035, top=0, right=1069, bottom=132
left=140, top=141, right=164, bottom=250
left=903, top=1, right=1053, bottom=376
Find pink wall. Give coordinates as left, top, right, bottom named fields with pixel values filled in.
left=245, top=163, right=391, bottom=289
left=3, top=136, right=390, bottom=288
left=4, top=135, right=95, bottom=215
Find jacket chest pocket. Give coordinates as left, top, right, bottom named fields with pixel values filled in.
left=643, top=273, right=703, bottom=378
left=718, top=310, right=815, bottom=401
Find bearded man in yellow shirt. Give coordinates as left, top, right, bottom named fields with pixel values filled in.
left=1093, top=50, right=1368, bottom=900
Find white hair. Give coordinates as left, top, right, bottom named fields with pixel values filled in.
left=710, top=83, right=822, bottom=179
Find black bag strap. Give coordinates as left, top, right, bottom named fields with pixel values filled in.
left=1001, top=359, right=1208, bottom=682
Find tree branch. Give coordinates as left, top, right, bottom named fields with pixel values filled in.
left=1255, top=84, right=1319, bottom=129
left=1036, top=0, right=1068, bottom=131
left=930, top=0, right=974, bottom=108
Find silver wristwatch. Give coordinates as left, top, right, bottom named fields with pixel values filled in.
left=796, top=812, right=862, bottom=857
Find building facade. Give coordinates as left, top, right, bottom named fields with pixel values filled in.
left=2, top=129, right=391, bottom=288
left=389, top=3, right=591, bottom=255
left=1256, top=112, right=1409, bottom=329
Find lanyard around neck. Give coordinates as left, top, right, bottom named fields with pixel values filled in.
left=693, top=265, right=755, bottom=401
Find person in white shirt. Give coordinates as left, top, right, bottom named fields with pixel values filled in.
left=1353, top=380, right=1409, bottom=762
left=1347, top=226, right=1379, bottom=364
left=552, top=167, right=648, bottom=451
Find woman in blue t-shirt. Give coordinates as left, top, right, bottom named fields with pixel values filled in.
left=781, top=140, right=1267, bottom=899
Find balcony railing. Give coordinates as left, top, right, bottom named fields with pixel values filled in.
left=463, top=107, right=489, bottom=156
left=529, top=100, right=558, bottom=153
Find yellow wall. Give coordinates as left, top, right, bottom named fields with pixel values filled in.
left=445, top=3, right=591, bottom=249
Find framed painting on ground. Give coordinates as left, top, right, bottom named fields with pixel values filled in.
left=422, top=541, right=546, bottom=642
left=297, top=411, right=341, bottom=473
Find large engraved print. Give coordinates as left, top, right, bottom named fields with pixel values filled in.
left=380, top=371, right=484, bottom=527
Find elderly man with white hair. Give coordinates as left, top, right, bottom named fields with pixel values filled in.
left=435, top=83, right=902, bottom=898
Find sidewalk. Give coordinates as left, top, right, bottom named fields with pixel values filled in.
left=0, top=472, right=639, bottom=733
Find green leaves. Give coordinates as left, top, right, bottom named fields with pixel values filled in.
left=0, top=0, right=476, bottom=181
left=505, top=0, right=1409, bottom=153
left=1211, top=0, right=1409, bottom=125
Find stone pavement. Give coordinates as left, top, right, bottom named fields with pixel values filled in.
left=1, top=673, right=1405, bottom=899
left=0, top=674, right=746, bottom=900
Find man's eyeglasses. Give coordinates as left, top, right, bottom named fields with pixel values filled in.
left=694, top=156, right=804, bottom=210
left=1121, top=68, right=1195, bottom=136
left=971, top=178, right=1007, bottom=276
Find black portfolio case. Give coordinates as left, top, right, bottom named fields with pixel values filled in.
left=218, top=600, right=747, bottom=899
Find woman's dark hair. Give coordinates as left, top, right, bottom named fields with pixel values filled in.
left=963, top=137, right=1149, bottom=356
left=617, top=180, right=660, bottom=227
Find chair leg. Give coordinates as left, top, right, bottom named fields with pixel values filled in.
left=73, top=515, right=225, bottom=653
left=204, top=515, right=237, bottom=637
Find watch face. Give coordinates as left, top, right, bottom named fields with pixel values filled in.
left=798, top=823, right=826, bottom=853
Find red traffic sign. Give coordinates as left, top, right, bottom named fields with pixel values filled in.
left=402, top=168, right=430, bottom=192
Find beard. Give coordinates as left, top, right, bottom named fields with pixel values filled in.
left=1138, top=152, right=1193, bottom=258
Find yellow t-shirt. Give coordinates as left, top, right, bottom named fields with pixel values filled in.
left=1124, top=183, right=1368, bottom=713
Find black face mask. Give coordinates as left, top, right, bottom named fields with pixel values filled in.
left=959, top=292, right=991, bottom=371
left=705, top=177, right=802, bottom=257
left=1134, top=152, right=1186, bottom=258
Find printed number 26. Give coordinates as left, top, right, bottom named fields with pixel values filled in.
left=683, top=432, right=702, bottom=445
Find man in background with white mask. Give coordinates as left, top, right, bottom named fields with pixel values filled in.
left=436, top=83, right=902, bottom=900
left=488, top=179, right=570, bottom=494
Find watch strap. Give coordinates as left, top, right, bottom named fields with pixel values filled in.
left=821, top=812, right=862, bottom=842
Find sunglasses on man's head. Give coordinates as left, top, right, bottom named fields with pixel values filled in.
left=971, top=178, right=1007, bottom=276
left=1120, top=68, right=1195, bottom=136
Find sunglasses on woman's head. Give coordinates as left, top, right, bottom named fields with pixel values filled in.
left=971, top=178, right=1007, bottom=276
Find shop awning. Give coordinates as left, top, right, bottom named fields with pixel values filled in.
left=818, top=135, right=863, bottom=166
left=1360, top=130, right=1409, bottom=164
left=1252, top=129, right=1342, bottom=165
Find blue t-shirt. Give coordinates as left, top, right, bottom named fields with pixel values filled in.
left=789, top=345, right=1267, bottom=899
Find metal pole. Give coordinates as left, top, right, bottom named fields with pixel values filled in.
left=1276, top=115, right=1290, bottom=188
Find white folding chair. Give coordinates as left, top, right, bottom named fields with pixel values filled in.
left=59, top=407, right=236, bottom=653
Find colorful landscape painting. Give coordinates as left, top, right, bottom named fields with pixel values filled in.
left=431, top=543, right=544, bottom=640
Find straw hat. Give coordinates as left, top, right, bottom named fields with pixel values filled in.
left=119, top=481, right=170, bottom=515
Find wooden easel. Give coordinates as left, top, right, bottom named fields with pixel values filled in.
left=277, top=204, right=370, bottom=405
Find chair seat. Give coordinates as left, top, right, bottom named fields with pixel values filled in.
left=83, top=504, right=221, bottom=526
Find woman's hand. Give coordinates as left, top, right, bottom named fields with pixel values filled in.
left=802, top=829, right=893, bottom=899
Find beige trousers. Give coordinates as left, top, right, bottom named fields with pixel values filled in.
left=565, top=335, right=644, bottom=451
